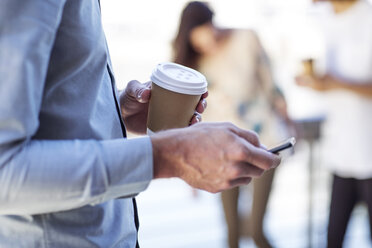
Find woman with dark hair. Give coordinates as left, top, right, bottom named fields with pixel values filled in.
left=173, top=2, right=294, bottom=248
left=173, top=1, right=214, bottom=69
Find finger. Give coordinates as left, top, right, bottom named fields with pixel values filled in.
left=237, top=141, right=281, bottom=170
left=228, top=177, right=252, bottom=189
left=230, top=126, right=260, bottom=147
left=201, top=91, right=209, bottom=99
left=233, top=162, right=265, bottom=178
left=260, top=144, right=268, bottom=150
left=189, top=112, right=202, bottom=125
left=126, top=80, right=151, bottom=103
left=195, top=98, right=207, bottom=113
left=138, top=87, right=151, bottom=103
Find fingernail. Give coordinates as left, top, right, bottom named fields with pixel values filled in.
left=202, top=99, right=207, bottom=108
left=137, top=91, right=144, bottom=103
left=195, top=114, right=201, bottom=122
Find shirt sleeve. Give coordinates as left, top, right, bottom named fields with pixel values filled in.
left=0, top=0, right=153, bottom=215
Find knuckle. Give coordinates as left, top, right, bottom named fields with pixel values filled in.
left=224, top=122, right=235, bottom=130
left=127, top=80, right=139, bottom=87
left=240, top=146, right=252, bottom=162
left=249, top=132, right=260, bottom=146
left=127, top=80, right=139, bottom=95
left=233, top=142, right=249, bottom=161
left=228, top=122, right=237, bottom=129
left=234, top=147, right=245, bottom=160
left=229, top=166, right=241, bottom=178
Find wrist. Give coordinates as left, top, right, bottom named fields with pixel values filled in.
left=150, top=130, right=184, bottom=179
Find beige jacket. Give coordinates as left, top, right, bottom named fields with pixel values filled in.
left=199, top=29, right=287, bottom=145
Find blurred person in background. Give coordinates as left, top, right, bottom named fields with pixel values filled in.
left=0, top=0, right=283, bottom=247
left=296, top=0, right=372, bottom=247
left=173, top=2, right=294, bottom=248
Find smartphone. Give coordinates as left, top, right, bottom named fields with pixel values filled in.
left=268, top=137, right=296, bottom=153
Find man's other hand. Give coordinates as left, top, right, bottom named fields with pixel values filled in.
left=151, top=122, right=281, bottom=193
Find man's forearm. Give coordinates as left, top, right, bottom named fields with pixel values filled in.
left=0, top=137, right=153, bottom=215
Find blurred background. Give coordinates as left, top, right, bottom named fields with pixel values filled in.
left=101, top=1, right=372, bottom=247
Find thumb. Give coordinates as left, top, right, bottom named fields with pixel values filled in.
left=137, top=86, right=151, bottom=103
left=127, top=80, right=151, bottom=103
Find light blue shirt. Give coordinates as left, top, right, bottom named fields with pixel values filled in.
left=0, top=0, right=153, bottom=247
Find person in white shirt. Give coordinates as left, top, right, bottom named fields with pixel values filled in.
left=296, top=0, right=372, bottom=246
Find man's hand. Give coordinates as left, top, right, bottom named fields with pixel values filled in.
left=120, top=80, right=208, bottom=134
left=150, top=122, right=281, bottom=193
left=120, top=80, right=151, bottom=134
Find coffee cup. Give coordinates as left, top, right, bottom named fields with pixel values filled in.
left=302, top=59, right=314, bottom=76
left=147, top=62, right=208, bottom=134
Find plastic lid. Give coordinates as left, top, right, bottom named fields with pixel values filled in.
left=150, top=62, right=208, bottom=95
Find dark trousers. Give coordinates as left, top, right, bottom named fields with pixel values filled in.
left=327, top=174, right=372, bottom=248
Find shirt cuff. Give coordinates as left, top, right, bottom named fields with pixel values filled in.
left=99, top=136, right=153, bottom=201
